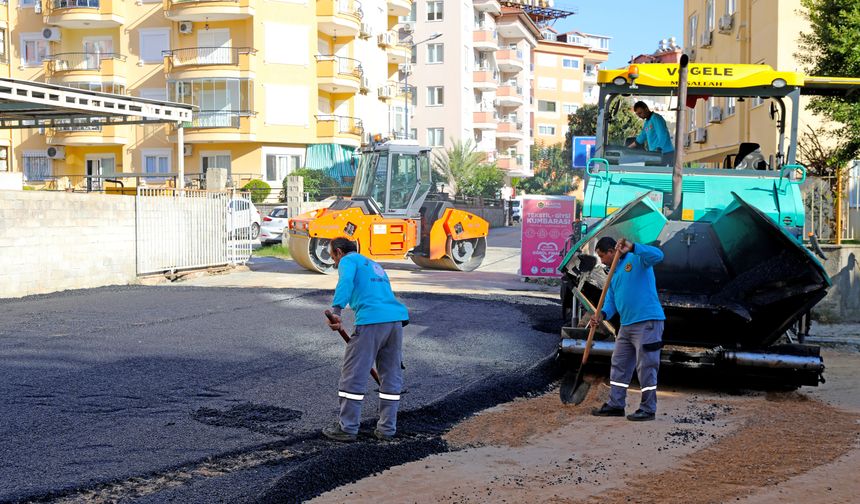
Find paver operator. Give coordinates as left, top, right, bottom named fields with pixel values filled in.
left=323, top=237, right=409, bottom=442
left=590, top=237, right=665, bottom=422
left=628, top=101, right=675, bottom=166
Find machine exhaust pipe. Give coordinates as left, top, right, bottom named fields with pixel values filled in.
left=670, top=54, right=690, bottom=218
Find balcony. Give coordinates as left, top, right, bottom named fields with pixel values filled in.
left=46, top=124, right=128, bottom=146
left=316, top=55, right=363, bottom=94
left=180, top=110, right=257, bottom=142
left=377, top=81, right=399, bottom=100
left=473, top=67, right=498, bottom=91
left=497, top=16, right=532, bottom=41
left=386, top=0, right=410, bottom=17
left=45, top=0, right=125, bottom=28
left=164, top=47, right=256, bottom=78
left=496, top=120, right=524, bottom=141
left=495, top=48, right=523, bottom=73
left=473, top=0, right=500, bottom=15
left=44, top=53, right=127, bottom=83
left=317, top=0, right=363, bottom=37
left=164, top=0, right=255, bottom=21
left=316, top=114, right=363, bottom=148
left=584, top=68, right=599, bottom=83
left=495, top=82, right=523, bottom=107
left=472, top=111, right=497, bottom=130
left=473, top=27, right=499, bottom=52
left=377, top=32, right=410, bottom=64
left=496, top=154, right=524, bottom=172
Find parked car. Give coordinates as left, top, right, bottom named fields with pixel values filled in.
left=260, top=206, right=291, bottom=244
left=227, top=198, right=262, bottom=240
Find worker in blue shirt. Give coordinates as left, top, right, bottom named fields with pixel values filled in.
left=628, top=101, right=675, bottom=166
left=590, top=236, right=665, bottom=421
left=323, top=237, right=409, bottom=442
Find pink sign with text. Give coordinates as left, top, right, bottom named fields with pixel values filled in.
left=520, top=196, right=576, bottom=278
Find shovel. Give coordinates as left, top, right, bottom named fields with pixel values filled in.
left=324, top=310, right=381, bottom=386
left=560, top=243, right=623, bottom=405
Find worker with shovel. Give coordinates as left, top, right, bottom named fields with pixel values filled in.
left=590, top=237, right=665, bottom=421
left=323, top=237, right=409, bottom=442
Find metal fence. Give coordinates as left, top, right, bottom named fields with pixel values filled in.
left=136, top=188, right=252, bottom=275
left=803, top=175, right=855, bottom=243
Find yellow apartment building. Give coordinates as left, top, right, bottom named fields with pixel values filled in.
left=1, top=0, right=412, bottom=194
left=682, top=0, right=815, bottom=166
left=531, top=27, right=609, bottom=147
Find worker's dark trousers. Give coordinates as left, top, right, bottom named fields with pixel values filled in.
left=338, top=321, right=404, bottom=436
left=607, top=320, right=664, bottom=414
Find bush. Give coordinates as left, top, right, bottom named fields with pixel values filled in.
left=285, top=168, right=340, bottom=201
left=242, top=179, right=271, bottom=204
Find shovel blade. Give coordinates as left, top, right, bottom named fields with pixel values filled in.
left=560, top=367, right=592, bottom=405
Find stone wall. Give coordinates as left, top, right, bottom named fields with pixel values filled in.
left=0, top=190, right=137, bottom=299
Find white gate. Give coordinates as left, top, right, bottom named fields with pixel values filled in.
left=136, top=188, right=253, bottom=275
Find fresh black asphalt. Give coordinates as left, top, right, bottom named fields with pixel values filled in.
left=0, top=285, right=562, bottom=503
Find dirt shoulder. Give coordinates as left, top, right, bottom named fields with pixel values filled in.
left=311, top=349, right=860, bottom=504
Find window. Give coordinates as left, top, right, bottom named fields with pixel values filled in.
left=538, top=125, right=556, bottom=136
left=706, top=0, right=715, bottom=32
left=20, top=0, right=36, bottom=6
left=202, top=152, right=231, bottom=178
left=563, top=103, right=579, bottom=115
left=427, top=86, right=444, bottom=106
left=0, top=29, right=6, bottom=64
left=142, top=150, right=171, bottom=175
left=541, top=30, right=557, bottom=41
left=562, top=57, right=580, bottom=69
left=536, top=53, right=555, bottom=67
left=726, top=0, right=736, bottom=15
left=689, top=14, right=698, bottom=47
left=20, top=33, right=49, bottom=67
left=562, top=79, right=581, bottom=92
left=400, top=1, right=417, bottom=23
left=426, top=43, right=443, bottom=64
left=409, top=128, right=417, bottom=140
left=139, top=28, right=170, bottom=64
left=537, top=77, right=557, bottom=90
left=426, top=0, right=443, bottom=21
left=726, top=96, right=736, bottom=116
left=537, top=100, right=557, bottom=113
left=0, top=147, right=8, bottom=172
left=263, top=149, right=302, bottom=183
left=23, top=152, right=51, bottom=181
left=411, top=45, right=417, bottom=64
left=427, top=128, right=444, bottom=147
left=139, top=88, right=168, bottom=101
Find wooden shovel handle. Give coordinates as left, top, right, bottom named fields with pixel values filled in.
left=324, top=310, right=382, bottom=386
left=581, top=242, right=624, bottom=365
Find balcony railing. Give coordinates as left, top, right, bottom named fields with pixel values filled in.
left=316, top=114, right=364, bottom=136
left=164, top=47, right=255, bottom=67
left=45, top=52, right=126, bottom=72
left=315, top=54, right=363, bottom=78
left=52, top=0, right=100, bottom=8
left=188, top=110, right=255, bottom=128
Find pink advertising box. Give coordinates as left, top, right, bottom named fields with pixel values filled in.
left=520, top=195, right=576, bottom=278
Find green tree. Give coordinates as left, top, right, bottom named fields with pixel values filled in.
left=798, top=0, right=860, bottom=167
left=518, top=143, right=581, bottom=195
left=563, top=101, right=641, bottom=161
left=285, top=168, right=339, bottom=201
left=242, top=179, right=271, bottom=204
left=433, top=139, right=504, bottom=198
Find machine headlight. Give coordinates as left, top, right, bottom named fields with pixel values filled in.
left=613, top=76, right=628, bottom=86
left=772, top=78, right=787, bottom=88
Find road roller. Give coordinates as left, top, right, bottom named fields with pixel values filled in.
left=557, top=61, right=860, bottom=388
left=287, top=140, right=489, bottom=274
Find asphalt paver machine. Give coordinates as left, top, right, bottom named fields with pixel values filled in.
left=288, top=140, right=489, bottom=274
left=558, top=59, right=860, bottom=387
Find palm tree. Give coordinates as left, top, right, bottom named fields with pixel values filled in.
left=432, top=138, right=485, bottom=196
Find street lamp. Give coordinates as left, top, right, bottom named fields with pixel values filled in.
left=403, top=32, right=442, bottom=139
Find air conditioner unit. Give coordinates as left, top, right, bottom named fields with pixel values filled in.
left=179, top=21, right=194, bottom=34
left=360, top=76, right=370, bottom=92
left=708, top=106, right=723, bottom=124
left=34, top=1, right=42, bottom=13
left=359, top=23, right=372, bottom=39
left=183, top=144, right=193, bottom=157
left=399, top=63, right=412, bottom=76
left=694, top=127, right=707, bottom=143
left=377, top=32, right=392, bottom=47
left=42, top=28, right=61, bottom=42
left=47, top=146, right=65, bottom=160
left=683, top=46, right=697, bottom=62
left=718, top=14, right=734, bottom=33
left=402, top=23, right=414, bottom=34
left=683, top=133, right=692, bottom=148
left=700, top=31, right=713, bottom=48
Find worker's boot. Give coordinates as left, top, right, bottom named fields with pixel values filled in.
left=591, top=403, right=625, bottom=417
left=373, top=429, right=395, bottom=441
left=322, top=422, right=357, bottom=442
left=626, top=409, right=656, bottom=422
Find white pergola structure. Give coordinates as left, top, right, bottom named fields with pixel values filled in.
left=0, top=78, right=195, bottom=189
